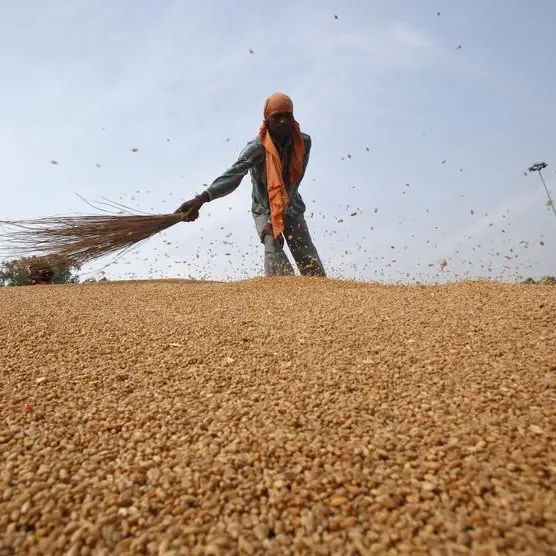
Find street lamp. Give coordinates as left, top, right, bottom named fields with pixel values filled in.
left=528, top=161, right=556, bottom=222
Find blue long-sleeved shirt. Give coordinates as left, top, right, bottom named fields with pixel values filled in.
left=204, top=133, right=312, bottom=223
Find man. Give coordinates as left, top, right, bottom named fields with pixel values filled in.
left=175, top=92, right=326, bottom=277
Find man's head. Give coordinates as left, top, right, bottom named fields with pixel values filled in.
left=264, top=92, right=295, bottom=141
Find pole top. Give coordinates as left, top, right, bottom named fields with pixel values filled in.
left=528, top=162, right=548, bottom=172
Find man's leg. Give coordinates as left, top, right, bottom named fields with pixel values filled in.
left=253, top=214, right=295, bottom=276
left=284, top=214, right=326, bottom=277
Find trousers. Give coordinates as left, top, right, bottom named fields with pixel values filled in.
left=253, top=213, right=326, bottom=277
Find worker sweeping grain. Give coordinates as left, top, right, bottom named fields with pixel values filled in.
left=175, top=93, right=326, bottom=277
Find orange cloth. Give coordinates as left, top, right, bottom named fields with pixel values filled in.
left=258, top=93, right=305, bottom=239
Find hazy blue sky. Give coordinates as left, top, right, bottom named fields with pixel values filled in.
left=1, top=0, right=554, bottom=283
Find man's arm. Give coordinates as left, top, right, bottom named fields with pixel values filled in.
left=175, top=139, right=263, bottom=219
left=204, top=139, right=263, bottom=201
left=299, top=135, right=312, bottom=184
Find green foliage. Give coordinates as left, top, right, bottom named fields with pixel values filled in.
left=0, top=257, right=80, bottom=286
left=0, top=260, right=32, bottom=286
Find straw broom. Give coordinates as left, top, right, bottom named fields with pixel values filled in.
left=0, top=197, right=191, bottom=273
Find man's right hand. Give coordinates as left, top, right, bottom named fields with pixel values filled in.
left=174, top=192, right=209, bottom=221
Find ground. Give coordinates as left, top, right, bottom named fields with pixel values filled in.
left=0, top=277, right=555, bottom=555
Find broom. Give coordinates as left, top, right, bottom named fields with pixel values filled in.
left=0, top=196, right=191, bottom=273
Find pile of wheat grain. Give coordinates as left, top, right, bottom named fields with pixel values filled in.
left=1, top=277, right=554, bottom=555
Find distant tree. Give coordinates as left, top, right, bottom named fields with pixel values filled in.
left=521, top=275, right=556, bottom=285
left=0, top=260, right=31, bottom=286
left=0, top=257, right=80, bottom=286
left=82, top=276, right=109, bottom=284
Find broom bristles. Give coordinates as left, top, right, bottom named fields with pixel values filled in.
left=0, top=203, right=187, bottom=271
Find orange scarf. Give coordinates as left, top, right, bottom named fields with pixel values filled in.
left=258, top=93, right=305, bottom=239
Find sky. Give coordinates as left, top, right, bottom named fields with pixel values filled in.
left=1, top=0, right=555, bottom=284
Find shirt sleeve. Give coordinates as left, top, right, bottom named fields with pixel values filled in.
left=204, top=139, right=264, bottom=201
left=299, top=135, right=312, bottom=184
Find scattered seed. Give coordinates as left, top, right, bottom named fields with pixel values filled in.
left=0, top=278, right=554, bottom=554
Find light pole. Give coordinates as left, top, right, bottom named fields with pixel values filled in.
left=528, top=161, right=556, bottom=222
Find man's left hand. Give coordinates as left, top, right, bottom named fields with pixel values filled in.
left=260, top=223, right=284, bottom=247
left=260, top=223, right=273, bottom=243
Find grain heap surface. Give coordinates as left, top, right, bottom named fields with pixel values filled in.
left=1, top=277, right=555, bottom=555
